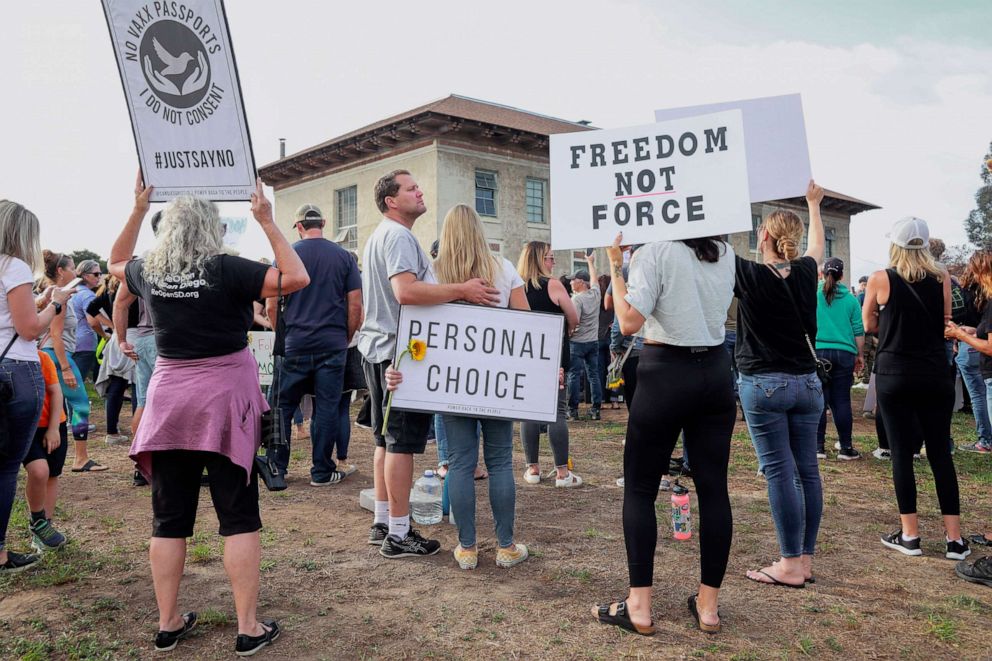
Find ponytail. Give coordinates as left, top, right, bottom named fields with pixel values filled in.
left=823, top=273, right=838, bottom=305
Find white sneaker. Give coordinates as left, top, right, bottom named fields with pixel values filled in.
left=616, top=477, right=625, bottom=487
left=105, top=434, right=130, bottom=446
left=522, top=468, right=541, bottom=485
left=872, top=448, right=890, bottom=460
left=555, top=471, right=583, bottom=488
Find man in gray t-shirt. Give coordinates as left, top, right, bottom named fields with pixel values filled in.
left=358, top=169, right=499, bottom=559
left=567, top=253, right=603, bottom=420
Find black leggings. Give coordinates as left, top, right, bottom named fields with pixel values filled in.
left=876, top=373, right=959, bottom=516
left=624, top=345, right=735, bottom=589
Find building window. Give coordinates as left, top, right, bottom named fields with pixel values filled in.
left=525, top=178, right=546, bottom=223
left=475, top=170, right=498, bottom=217
left=572, top=250, right=586, bottom=276
left=336, top=186, right=357, bottom=251
left=749, top=213, right=762, bottom=251
left=825, top=227, right=835, bottom=258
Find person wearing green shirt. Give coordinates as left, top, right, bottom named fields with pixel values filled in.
left=815, top=258, right=865, bottom=460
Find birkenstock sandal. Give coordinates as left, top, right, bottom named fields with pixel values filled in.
left=592, top=601, right=655, bottom=636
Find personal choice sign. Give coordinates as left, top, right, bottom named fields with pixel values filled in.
left=549, top=110, right=751, bottom=250
left=389, top=304, right=564, bottom=423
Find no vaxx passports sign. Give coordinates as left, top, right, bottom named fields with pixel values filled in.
left=101, top=0, right=256, bottom=202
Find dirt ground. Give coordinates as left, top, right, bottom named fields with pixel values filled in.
left=1, top=390, right=991, bottom=660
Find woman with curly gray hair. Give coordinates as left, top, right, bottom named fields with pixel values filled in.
left=108, top=173, right=309, bottom=655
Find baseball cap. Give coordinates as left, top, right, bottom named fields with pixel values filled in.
left=887, top=216, right=929, bottom=249
left=293, top=203, right=323, bottom=227
left=572, top=269, right=590, bottom=282
left=822, top=257, right=844, bottom=275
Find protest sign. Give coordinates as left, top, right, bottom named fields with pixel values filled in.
left=390, top=304, right=564, bottom=423
left=247, top=330, right=275, bottom=386
left=655, top=94, right=810, bottom=203
left=101, top=0, right=256, bottom=202
left=549, top=110, right=751, bottom=250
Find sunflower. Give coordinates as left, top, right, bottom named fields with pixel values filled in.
left=409, top=339, right=427, bottom=361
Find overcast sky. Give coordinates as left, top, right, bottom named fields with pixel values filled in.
left=2, top=1, right=989, bottom=277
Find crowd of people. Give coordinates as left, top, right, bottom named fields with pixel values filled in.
left=1, top=169, right=990, bottom=654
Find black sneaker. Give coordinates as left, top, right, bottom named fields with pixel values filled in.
left=589, top=410, right=601, bottom=421
left=566, top=409, right=579, bottom=421
left=30, top=518, right=67, bottom=552
left=133, top=470, right=148, bottom=487
left=946, top=538, right=971, bottom=561
left=880, top=530, right=923, bottom=556
left=379, top=528, right=441, bottom=559
left=235, top=619, right=280, bottom=657
left=968, top=534, right=992, bottom=547
left=154, top=612, right=197, bottom=652
left=368, top=523, right=388, bottom=546
left=838, top=448, right=862, bottom=461
left=816, top=449, right=827, bottom=459
left=956, top=556, right=992, bottom=587
left=0, top=550, right=41, bottom=574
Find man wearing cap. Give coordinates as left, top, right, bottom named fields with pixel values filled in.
left=265, top=203, right=362, bottom=486
left=567, top=253, right=602, bottom=420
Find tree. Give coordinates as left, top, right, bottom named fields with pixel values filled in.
left=69, top=249, right=107, bottom=273
left=963, top=142, right=992, bottom=248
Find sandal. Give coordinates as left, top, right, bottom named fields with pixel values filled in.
left=592, top=601, right=655, bottom=636
left=687, top=594, right=720, bottom=634
left=154, top=611, right=198, bottom=652
left=745, top=569, right=805, bottom=589
left=71, top=459, right=108, bottom=472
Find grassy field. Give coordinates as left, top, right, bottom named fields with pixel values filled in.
left=0, top=390, right=991, bottom=660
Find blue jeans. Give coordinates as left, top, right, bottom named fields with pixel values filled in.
left=723, top=330, right=738, bottom=394
left=957, top=346, right=992, bottom=445
left=435, top=413, right=448, bottom=466
left=269, top=350, right=347, bottom=482
left=567, top=340, right=601, bottom=412
left=740, top=371, right=824, bottom=557
left=132, top=333, right=158, bottom=407
left=816, top=349, right=856, bottom=450
left=442, top=415, right=515, bottom=548
left=0, top=360, right=44, bottom=552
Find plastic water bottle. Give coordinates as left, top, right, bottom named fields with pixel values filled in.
left=411, top=470, right=443, bottom=525
left=671, top=481, right=692, bottom=540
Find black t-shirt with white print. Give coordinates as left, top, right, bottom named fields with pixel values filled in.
left=125, top=255, right=269, bottom=360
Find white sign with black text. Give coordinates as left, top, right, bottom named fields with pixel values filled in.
left=391, top=304, right=564, bottom=423
left=549, top=110, right=751, bottom=250
left=101, top=0, right=256, bottom=202
left=247, top=330, right=274, bottom=386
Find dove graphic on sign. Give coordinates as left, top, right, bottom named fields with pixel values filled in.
left=139, top=20, right=212, bottom=108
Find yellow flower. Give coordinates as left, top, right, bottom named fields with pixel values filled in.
left=409, top=338, right=427, bottom=361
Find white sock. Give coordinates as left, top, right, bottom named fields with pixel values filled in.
left=373, top=501, right=389, bottom=526
left=902, top=533, right=919, bottom=542
left=388, top=515, right=410, bottom=540
left=947, top=536, right=963, bottom=544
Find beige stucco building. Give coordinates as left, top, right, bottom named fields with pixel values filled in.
left=259, top=95, right=877, bottom=276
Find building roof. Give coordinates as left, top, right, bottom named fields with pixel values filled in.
left=776, top=187, right=880, bottom=216
left=259, top=94, right=594, bottom=187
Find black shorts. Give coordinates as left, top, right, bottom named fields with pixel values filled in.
left=22, top=423, right=68, bottom=477
left=361, top=358, right=430, bottom=454
left=150, top=450, right=261, bottom=538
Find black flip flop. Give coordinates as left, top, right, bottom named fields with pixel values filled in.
left=592, top=601, right=656, bottom=636
left=687, top=594, right=720, bottom=634
left=746, top=569, right=806, bottom=589
left=71, top=459, right=107, bottom=472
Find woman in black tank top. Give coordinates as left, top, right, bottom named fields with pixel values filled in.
left=516, top=242, right=581, bottom=487
left=863, top=216, right=967, bottom=561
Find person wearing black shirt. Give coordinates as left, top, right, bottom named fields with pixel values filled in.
left=952, top=263, right=992, bottom=453
left=737, top=181, right=826, bottom=589
left=108, top=176, right=309, bottom=656
left=869, top=217, right=967, bottom=562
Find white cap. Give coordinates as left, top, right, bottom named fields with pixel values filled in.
left=887, top=216, right=929, bottom=249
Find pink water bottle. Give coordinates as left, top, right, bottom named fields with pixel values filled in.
left=671, top=482, right=691, bottom=540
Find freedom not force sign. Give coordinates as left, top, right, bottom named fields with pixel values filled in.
left=390, top=305, right=564, bottom=424
left=549, top=110, right=751, bottom=250
left=101, top=0, right=256, bottom=202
